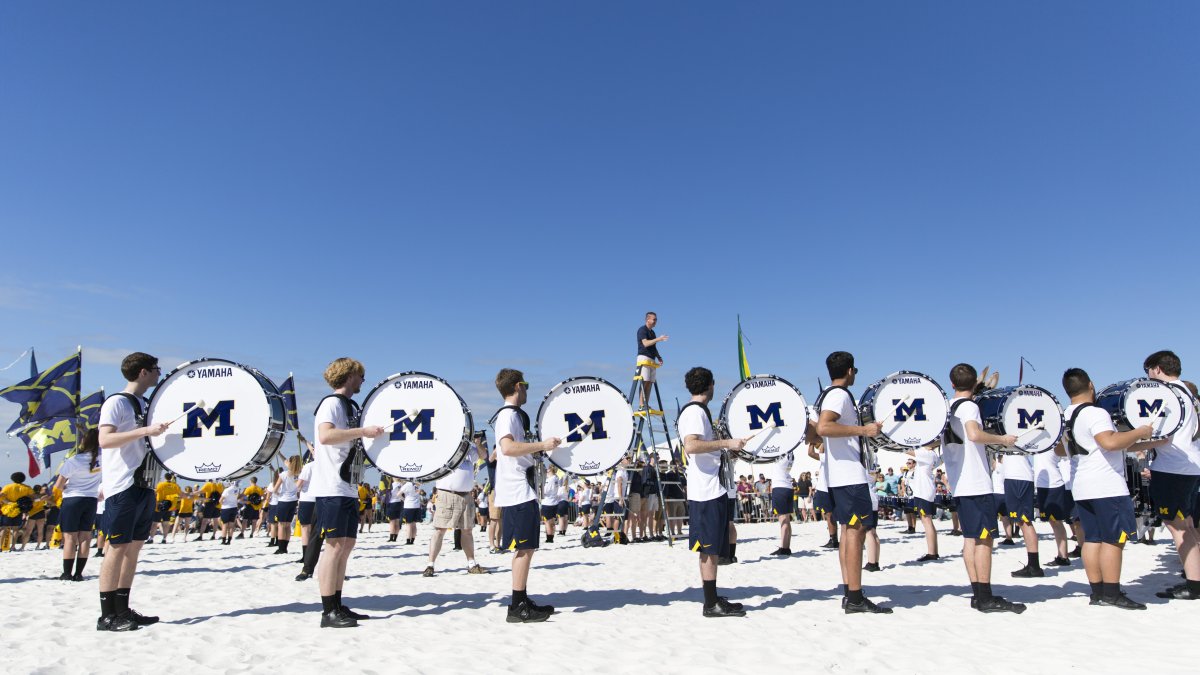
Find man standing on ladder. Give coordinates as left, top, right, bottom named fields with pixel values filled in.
left=636, top=312, right=669, bottom=410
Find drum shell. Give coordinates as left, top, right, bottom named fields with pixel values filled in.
left=858, top=371, right=949, bottom=452
left=718, top=374, right=808, bottom=464
left=359, top=372, right=473, bottom=481
left=975, top=385, right=1065, bottom=455
left=1096, top=378, right=1185, bottom=440
left=536, top=376, right=635, bottom=476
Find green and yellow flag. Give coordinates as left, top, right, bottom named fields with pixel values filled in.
left=737, top=316, right=751, bottom=382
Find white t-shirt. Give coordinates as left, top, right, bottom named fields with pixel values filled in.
left=556, top=480, right=569, bottom=502
left=219, top=487, right=239, bottom=508
left=266, top=486, right=279, bottom=506
left=768, top=453, right=793, bottom=487
left=310, top=396, right=358, bottom=499
left=678, top=404, right=724, bottom=502
left=1033, top=450, right=1065, bottom=489
left=911, top=448, right=940, bottom=501
left=389, top=484, right=404, bottom=505
left=1059, top=454, right=1077, bottom=491
left=298, top=462, right=316, bottom=503
left=541, top=472, right=563, bottom=506
left=99, top=394, right=150, bottom=498
left=817, top=388, right=869, bottom=488
left=814, top=466, right=827, bottom=492
left=277, top=473, right=300, bottom=502
left=1067, top=403, right=1130, bottom=500
left=400, top=482, right=422, bottom=509
left=1149, top=381, right=1200, bottom=476
left=606, top=471, right=626, bottom=502
left=1001, top=452, right=1033, bottom=483
left=493, top=407, right=537, bottom=508
left=991, top=460, right=1005, bottom=495
left=477, top=490, right=488, bottom=508
left=436, top=446, right=480, bottom=493
left=942, top=399, right=992, bottom=497
left=58, top=453, right=103, bottom=499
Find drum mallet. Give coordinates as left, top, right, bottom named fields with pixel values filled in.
left=1013, top=422, right=1046, bottom=450
left=165, top=400, right=207, bottom=427
left=380, top=409, right=424, bottom=432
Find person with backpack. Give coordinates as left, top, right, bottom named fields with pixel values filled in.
left=96, top=351, right=170, bottom=631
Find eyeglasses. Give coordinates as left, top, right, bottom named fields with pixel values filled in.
left=518, top=381, right=529, bottom=388
left=852, top=367, right=859, bottom=375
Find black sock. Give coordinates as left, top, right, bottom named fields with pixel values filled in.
left=970, top=581, right=980, bottom=599
left=842, top=584, right=849, bottom=597
left=729, top=544, right=737, bottom=558
left=1102, top=582, right=1120, bottom=600
left=302, top=537, right=322, bottom=574
left=301, top=545, right=307, bottom=556
left=978, top=583, right=993, bottom=600
left=321, top=595, right=336, bottom=613
left=279, top=540, right=289, bottom=552
left=334, top=589, right=342, bottom=607
left=512, top=589, right=528, bottom=606
left=1027, top=552, right=1039, bottom=568
left=546, top=534, right=554, bottom=543
left=115, top=588, right=131, bottom=614
left=1089, top=581, right=1103, bottom=599
left=702, top=579, right=719, bottom=607
left=846, top=588, right=865, bottom=604
left=1188, top=579, right=1200, bottom=594
left=74, top=556, right=88, bottom=576
left=63, top=558, right=73, bottom=576
left=100, top=591, right=115, bottom=617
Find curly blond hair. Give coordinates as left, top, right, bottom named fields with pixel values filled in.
left=324, top=357, right=365, bottom=389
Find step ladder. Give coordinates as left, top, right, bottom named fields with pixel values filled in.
left=628, top=364, right=684, bottom=546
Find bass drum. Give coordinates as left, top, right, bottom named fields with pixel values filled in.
left=359, top=372, right=472, bottom=481
left=858, top=371, right=949, bottom=452
left=537, top=377, right=634, bottom=476
left=718, top=374, right=809, bottom=464
left=1096, top=378, right=1185, bottom=441
left=976, top=385, right=1065, bottom=454
left=146, top=358, right=285, bottom=481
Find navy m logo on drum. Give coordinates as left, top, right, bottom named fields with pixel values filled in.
left=892, top=398, right=927, bottom=422
left=1137, top=399, right=1165, bottom=418
left=182, top=401, right=236, bottom=438
left=1017, top=409, right=1044, bottom=429
left=747, top=402, right=784, bottom=429
left=390, top=410, right=435, bottom=441
left=564, top=411, right=608, bottom=442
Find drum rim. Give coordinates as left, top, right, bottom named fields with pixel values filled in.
left=977, top=383, right=1065, bottom=454
left=718, top=373, right=809, bottom=463
left=859, top=370, right=949, bottom=451
left=358, top=370, right=474, bottom=480
left=144, top=357, right=285, bottom=481
left=1097, top=377, right=1185, bottom=440
left=535, top=375, right=635, bottom=476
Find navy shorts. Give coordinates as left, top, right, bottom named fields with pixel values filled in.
left=202, top=503, right=220, bottom=519
left=770, top=487, right=794, bottom=516
left=102, top=487, right=154, bottom=545
left=401, top=507, right=423, bottom=524
left=1149, top=471, right=1200, bottom=523
left=59, top=497, right=98, bottom=533
left=1076, top=496, right=1137, bottom=544
left=581, top=504, right=593, bottom=514
left=829, top=484, right=877, bottom=529
left=298, top=501, right=316, bottom=526
left=1036, top=486, right=1074, bottom=522
left=603, top=501, right=623, bottom=515
left=955, top=494, right=999, bottom=540
left=687, top=497, right=730, bottom=557
left=501, top=499, right=540, bottom=551
left=242, top=505, right=261, bottom=522
left=728, top=497, right=737, bottom=523
left=315, top=496, right=359, bottom=539
left=220, top=508, right=238, bottom=524
left=1004, top=479, right=1035, bottom=524
left=993, top=493, right=1006, bottom=517
left=274, top=501, right=298, bottom=523
left=386, top=503, right=403, bottom=520
left=540, top=504, right=560, bottom=520
left=29, top=510, right=46, bottom=521
left=556, top=501, right=570, bottom=517
left=911, top=497, right=937, bottom=518
left=154, top=501, right=172, bottom=522
left=813, top=490, right=832, bottom=515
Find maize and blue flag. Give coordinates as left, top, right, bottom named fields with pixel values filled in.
left=17, top=417, right=82, bottom=477
left=77, top=389, right=105, bottom=429
left=0, top=350, right=82, bottom=433
left=30, top=348, right=37, bottom=378
left=279, top=374, right=299, bottom=432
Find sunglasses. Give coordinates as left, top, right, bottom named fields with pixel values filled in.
left=518, top=381, right=529, bottom=388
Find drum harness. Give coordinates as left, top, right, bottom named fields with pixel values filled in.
left=313, top=394, right=365, bottom=486
left=108, top=392, right=163, bottom=489
left=814, top=386, right=872, bottom=471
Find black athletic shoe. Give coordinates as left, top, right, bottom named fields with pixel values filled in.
left=295, top=572, right=311, bottom=581
left=97, top=614, right=140, bottom=632
left=235, top=533, right=244, bottom=540
left=976, top=596, right=1027, bottom=614
left=863, top=562, right=881, bottom=572
left=999, top=538, right=1016, bottom=546
left=422, top=566, right=435, bottom=577
left=717, top=556, right=733, bottom=566
left=821, top=537, right=839, bottom=549
left=527, top=598, right=555, bottom=614
left=844, top=597, right=893, bottom=614
left=770, top=548, right=792, bottom=556
left=1011, top=564, right=1045, bottom=578
left=916, top=553, right=940, bottom=562
left=948, top=529, right=962, bottom=536
left=1155, top=585, right=1200, bottom=600
left=71, top=572, right=83, bottom=582
left=506, top=600, right=552, bottom=623
left=94, top=550, right=104, bottom=557
left=904, top=528, right=917, bottom=534
left=125, top=608, right=159, bottom=626
left=703, top=598, right=747, bottom=618
left=340, top=606, right=369, bottom=620
left=320, top=609, right=358, bottom=628
left=58, top=572, right=72, bottom=581
left=1047, top=556, right=1071, bottom=567
left=1068, top=546, right=1082, bottom=558
left=717, top=596, right=743, bottom=611
left=1095, top=593, right=1147, bottom=610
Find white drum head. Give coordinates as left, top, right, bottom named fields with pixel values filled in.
left=1110, top=379, right=1185, bottom=440
left=996, top=386, right=1065, bottom=454
left=147, top=359, right=277, bottom=480
left=867, top=372, right=949, bottom=449
left=537, top=377, right=634, bottom=476
left=360, top=372, right=472, bottom=480
left=719, top=375, right=808, bottom=462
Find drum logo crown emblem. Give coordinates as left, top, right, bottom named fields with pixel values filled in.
left=195, top=463, right=222, bottom=474
left=579, top=461, right=601, bottom=471
left=747, top=403, right=783, bottom=429
left=892, top=398, right=927, bottom=422
left=390, top=410, right=434, bottom=441
left=564, top=411, right=608, bottom=442
left=759, top=444, right=780, bottom=454
left=400, top=463, right=423, bottom=473
left=182, top=401, right=236, bottom=438
left=1017, top=409, right=1044, bottom=429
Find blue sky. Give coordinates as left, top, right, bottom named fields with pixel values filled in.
left=2, top=2, right=1197, bottom=482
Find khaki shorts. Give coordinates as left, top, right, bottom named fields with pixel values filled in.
left=488, top=491, right=501, bottom=520
left=628, top=494, right=643, bottom=513
left=637, top=357, right=658, bottom=383
left=432, top=491, right=475, bottom=530
left=644, top=494, right=659, bottom=514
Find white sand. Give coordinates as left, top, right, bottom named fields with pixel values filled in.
left=1, top=518, right=1194, bottom=674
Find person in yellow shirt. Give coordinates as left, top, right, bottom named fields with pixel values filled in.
left=357, top=483, right=373, bottom=534
left=240, top=477, right=265, bottom=540
left=1, top=472, right=35, bottom=550
left=23, top=485, right=54, bottom=551
left=171, top=487, right=196, bottom=543
left=150, top=474, right=181, bottom=545
left=196, top=480, right=223, bottom=541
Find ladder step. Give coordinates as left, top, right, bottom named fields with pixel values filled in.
left=633, top=409, right=664, bottom=418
